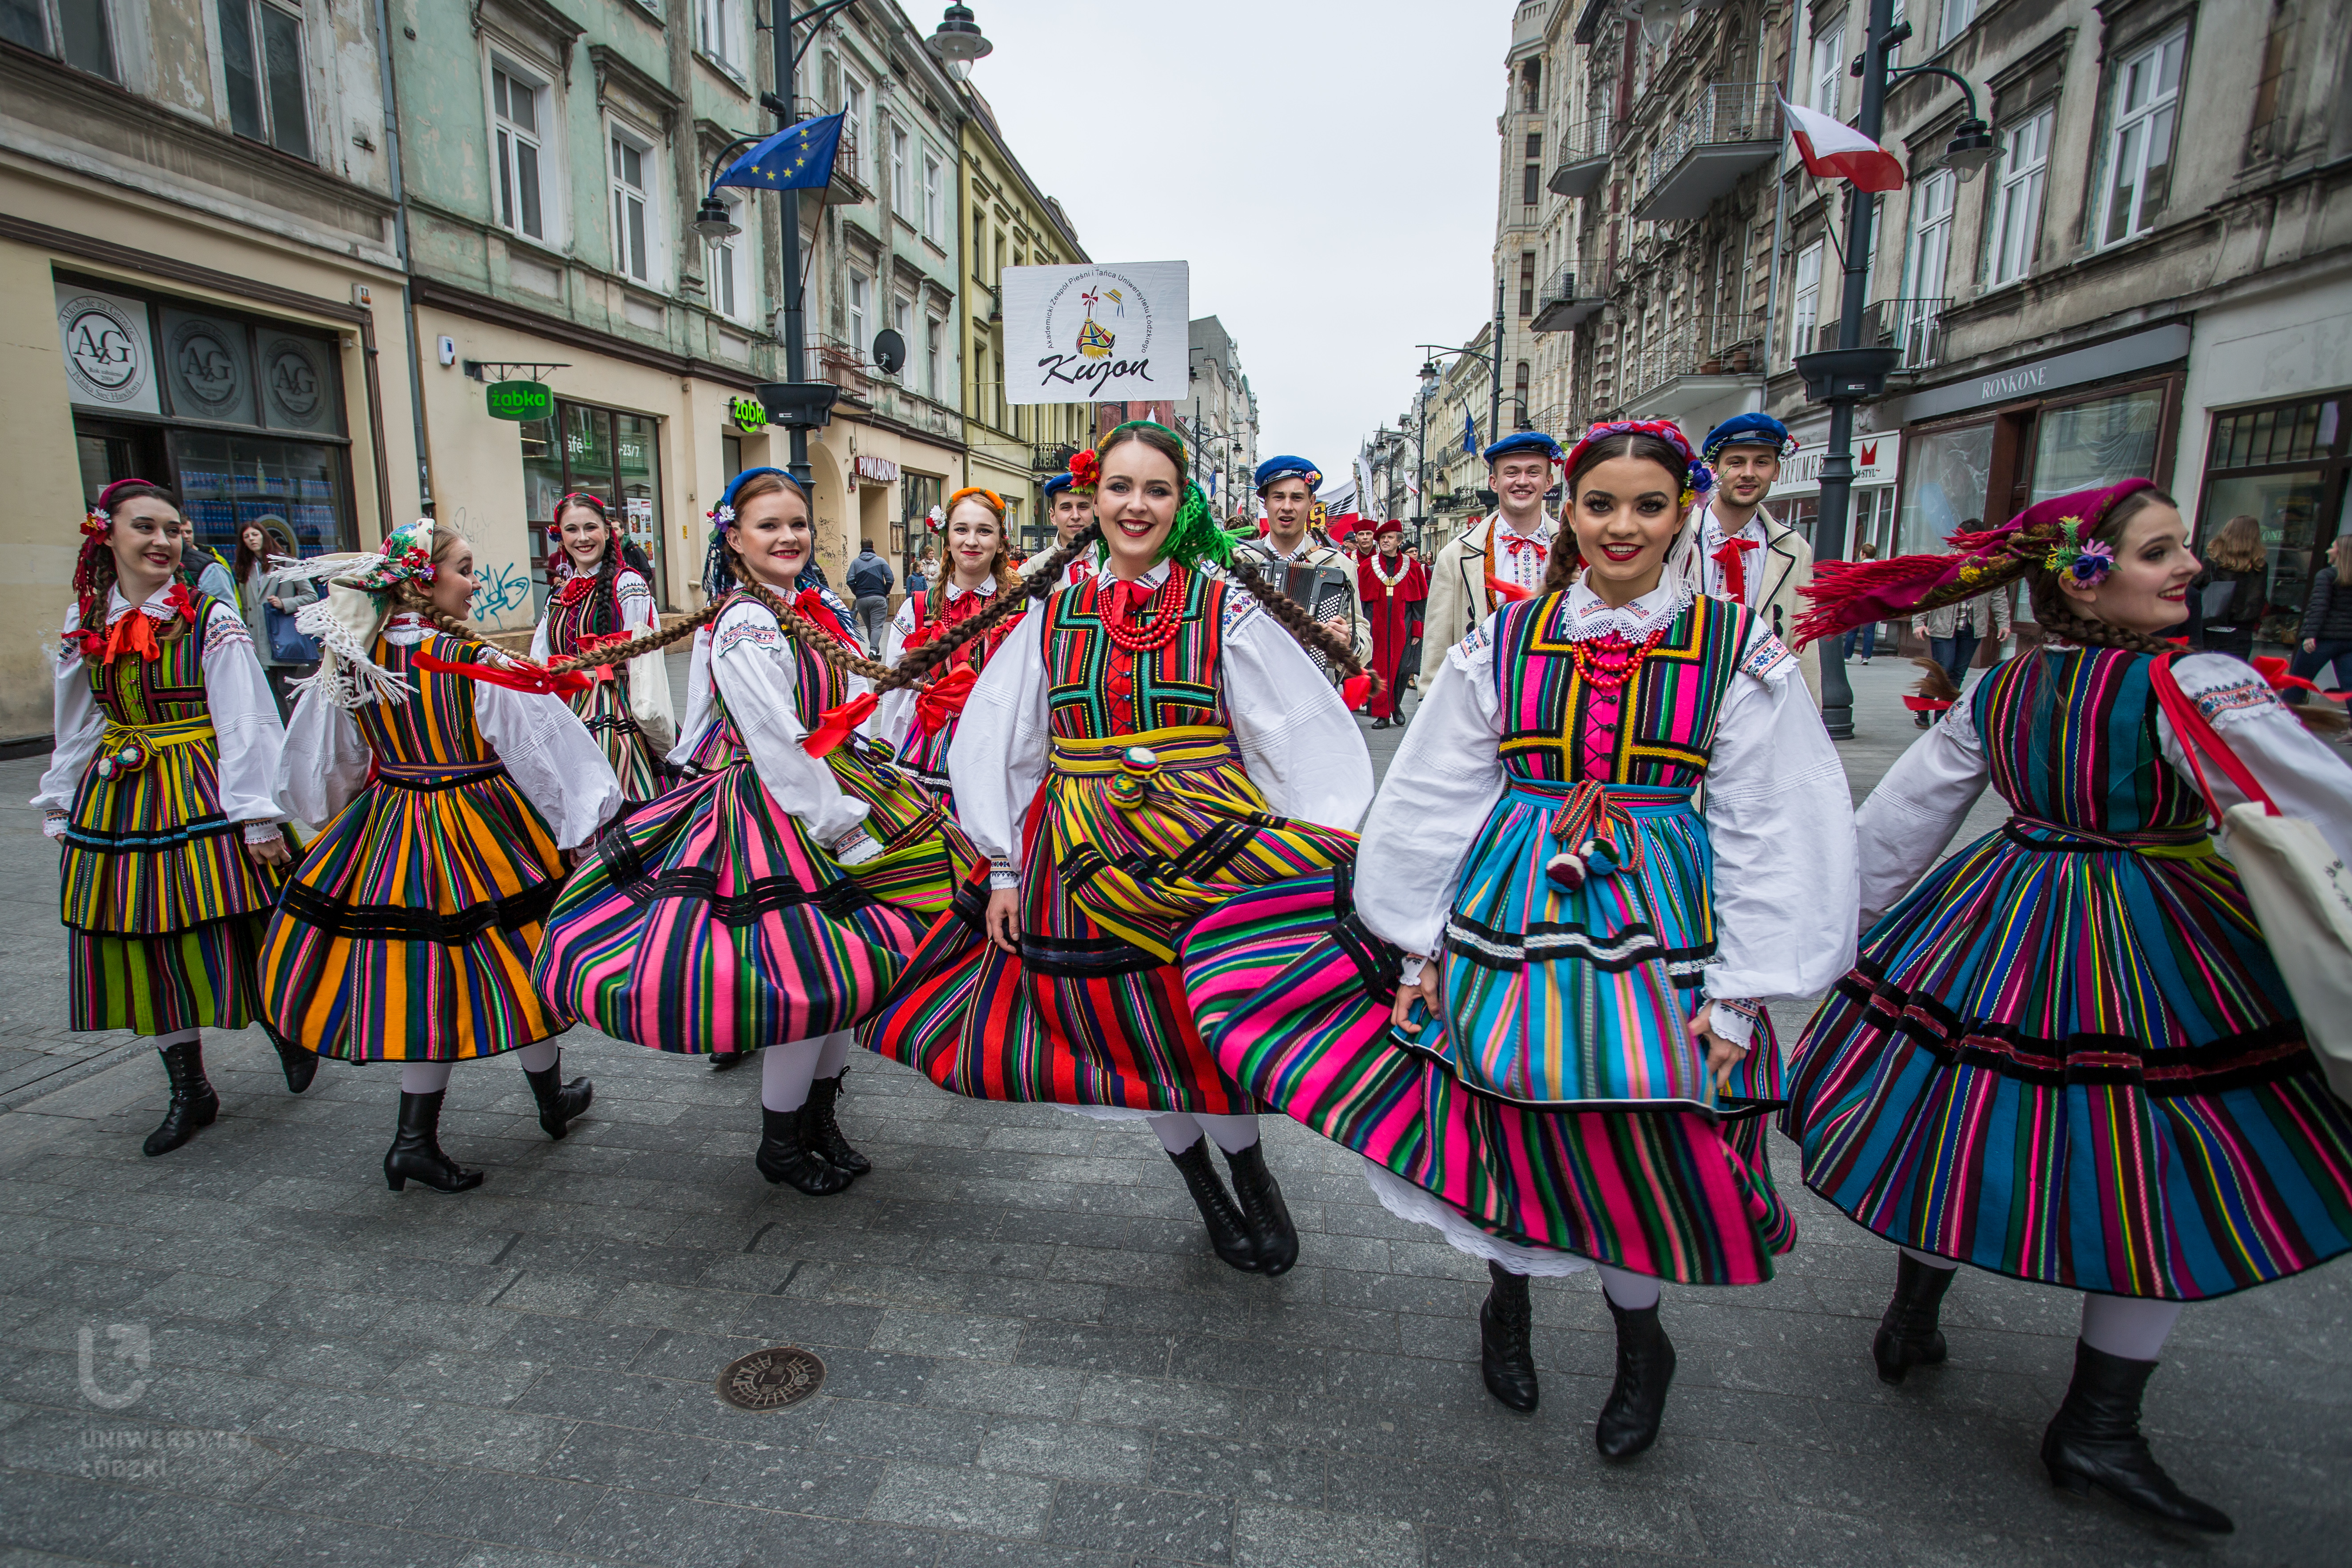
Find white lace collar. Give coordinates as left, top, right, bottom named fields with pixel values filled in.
left=104, top=583, right=180, bottom=626
left=1494, top=511, right=1556, bottom=543
left=941, top=574, right=998, bottom=600
left=1561, top=577, right=1691, bottom=640
left=1701, top=503, right=1771, bottom=550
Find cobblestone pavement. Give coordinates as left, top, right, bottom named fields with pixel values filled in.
left=1, top=656, right=2344, bottom=1568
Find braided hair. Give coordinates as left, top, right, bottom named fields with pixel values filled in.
left=551, top=494, right=631, bottom=638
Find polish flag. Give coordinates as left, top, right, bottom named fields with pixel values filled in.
left=1779, top=96, right=1906, bottom=192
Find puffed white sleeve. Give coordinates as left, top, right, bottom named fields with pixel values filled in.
left=1220, top=594, right=1374, bottom=830
left=527, top=616, right=551, bottom=662
left=473, top=680, right=624, bottom=850
left=2160, top=653, right=2352, bottom=866
left=1852, top=697, right=1992, bottom=926
left=197, top=604, right=290, bottom=834
left=1700, top=625, right=1859, bottom=1046
left=667, top=626, right=714, bottom=766
left=1356, top=618, right=1508, bottom=958
left=615, top=570, right=676, bottom=754
left=33, top=610, right=100, bottom=831
left=947, top=605, right=1051, bottom=889
left=278, top=686, right=371, bottom=829
left=710, top=603, right=870, bottom=849
left=871, top=598, right=923, bottom=752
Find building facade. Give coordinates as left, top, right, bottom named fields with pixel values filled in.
left=1183, top=315, right=1258, bottom=519
left=2, top=0, right=417, bottom=740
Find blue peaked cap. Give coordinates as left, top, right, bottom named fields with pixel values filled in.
left=1482, top=431, right=1564, bottom=465
left=1254, top=455, right=1321, bottom=493
left=1699, top=412, right=1797, bottom=463
left=1041, top=472, right=1075, bottom=498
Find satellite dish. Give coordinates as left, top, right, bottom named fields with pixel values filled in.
left=872, top=328, right=907, bottom=375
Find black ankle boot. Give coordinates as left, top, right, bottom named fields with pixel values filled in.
left=1595, top=1294, right=1676, bottom=1460
left=143, top=1039, right=220, bottom=1156
left=1166, top=1137, right=1258, bottom=1272
left=755, top=1105, right=854, bottom=1195
left=2041, top=1341, right=2232, bottom=1532
left=1479, top=1261, right=1539, bottom=1412
left=522, top=1050, right=593, bottom=1140
left=1874, top=1252, right=1957, bottom=1384
left=801, top=1072, right=870, bottom=1175
left=709, top=1049, right=748, bottom=1072
left=1222, top=1140, right=1298, bottom=1276
left=268, top=1029, right=318, bottom=1094
left=383, top=1090, right=483, bottom=1193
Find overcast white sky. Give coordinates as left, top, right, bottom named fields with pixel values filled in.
left=969, top=0, right=1509, bottom=491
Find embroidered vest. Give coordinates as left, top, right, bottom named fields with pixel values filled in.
left=1972, top=647, right=2205, bottom=835
left=85, top=595, right=228, bottom=727
left=1492, top=593, right=1750, bottom=787
left=356, top=631, right=502, bottom=767
left=1043, top=569, right=1229, bottom=740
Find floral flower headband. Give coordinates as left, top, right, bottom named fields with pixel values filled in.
left=339, top=519, right=441, bottom=592
left=1562, top=420, right=1715, bottom=510
left=944, top=487, right=1005, bottom=525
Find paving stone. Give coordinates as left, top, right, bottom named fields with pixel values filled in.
left=869, top=1308, right=1024, bottom=1362
left=1045, top=1481, right=1234, bottom=1562
left=246, top=1444, right=451, bottom=1527
left=557, top=1488, right=764, bottom=1568
left=815, top=1398, right=988, bottom=1465
left=410, top=1467, right=606, bottom=1548
left=1233, top=1504, right=1421, bottom=1568
left=866, top=1458, right=1054, bottom=1537
left=980, top=1416, right=1150, bottom=1484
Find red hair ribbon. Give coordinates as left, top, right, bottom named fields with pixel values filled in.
left=1341, top=672, right=1373, bottom=710
left=792, top=589, right=860, bottom=648
left=2253, top=654, right=2352, bottom=702
left=801, top=692, right=878, bottom=757
left=411, top=649, right=592, bottom=698
left=913, top=663, right=979, bottom=734
left=573, top=630, right=635, bottom=682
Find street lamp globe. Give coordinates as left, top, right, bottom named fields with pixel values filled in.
left=1418, top=359, right=1440, bottom=389
left=692, top=195, right=741, bottom=241
left=925, top=5, right=993, bottom=63
left=1943, top=116, right=1997, bottom=180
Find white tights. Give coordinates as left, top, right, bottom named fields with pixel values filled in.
left=1148, top=1111, right=1261, bottom=1155
left=760, top=1030, right=854, bottom=1113
left=396, top=1038, right=561, bottom=1097
left=1898, top=1246, right=2182, bottom=1361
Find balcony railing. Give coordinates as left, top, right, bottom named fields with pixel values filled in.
left=811, top=334, right=873, bottom=401
left=1632, top=84, right=1781, bottom=223
left=791, top=98, right=869, bottom=206
left=1618, top=315, right=1763, bottom=409
left=1545, top=115, right=1614, bottom=201
left=1816, top=297, right=1950, bottom=369
left=1529, top=261, right=1613, bottom=334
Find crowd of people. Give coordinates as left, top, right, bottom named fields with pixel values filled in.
left=44, top=411, right=2352, bottom=1537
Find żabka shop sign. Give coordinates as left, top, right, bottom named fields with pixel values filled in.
left=487, top=380, right=555, bottom=421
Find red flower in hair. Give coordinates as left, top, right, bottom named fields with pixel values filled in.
left=80, top=509, right=109, bottom=539
left=1068, top=449, right=1101, bottom=488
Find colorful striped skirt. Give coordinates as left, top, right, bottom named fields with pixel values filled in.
left=262, top=760, right=570, bottom=1062
left=1181, top=782, right=1794, bottom=1287
left=861, top=725, right=1358, bottom=1115
left=532, top=754, right=928, bottom=1055
left=570, top=676, right=663, bottom=802
left=72, top=917, right=274, bottom=1036
left=1785, top=818, right=2352, bottom=1300
left=825, top=735, right=979, bottom=919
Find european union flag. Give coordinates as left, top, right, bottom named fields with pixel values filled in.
left=1462, top=412, right=1477, bottom=455
left=715, top=112, right=845, bottom=192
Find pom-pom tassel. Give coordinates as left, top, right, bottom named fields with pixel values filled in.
left=1545, top=851, right=1586, bottom=892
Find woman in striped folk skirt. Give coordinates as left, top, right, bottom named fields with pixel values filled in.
left=529, top=493, right=675, bottom=800
left=1182, top=424, right=1856, bottom=1456
left=1784, top=479, right=2352, bottom=1533
left=862, top=421, right=1374, bottom=1275
left=263, top=521, right=622, bottom=1193
left=872, top=486, right=1025, bottom=810
left=532, top=468, right=972, bottom=1193
left=36, top=479, right=310, bottom=1155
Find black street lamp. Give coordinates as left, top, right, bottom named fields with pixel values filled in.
left=1792, top=0, right=1989, bottom=740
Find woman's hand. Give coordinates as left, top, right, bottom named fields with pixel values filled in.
left=1391, top=958, right=1438, bottom=1027
left=266, top=595, right=284, bottom=611
left=985, top=887, right=1022, bottom=955
left=1691, top=1002, right=1749, bottom=1094
left=2307, top=638, right=2320, bottom=654
left=246, top=830, right=293, bottom=868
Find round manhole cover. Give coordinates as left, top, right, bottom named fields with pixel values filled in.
left=715, top=1346, right=826, bottom=1412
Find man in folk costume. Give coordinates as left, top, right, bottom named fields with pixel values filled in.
left=1232, top=455, right=1374, bottom=690
left=1695, top=413, right=1821, bottom=702
left=1358, top=519, right=1427, bottom=730
left=1419, top=430, right=1561, bottom=683
left=1022, top=471, right=1099, bottom=593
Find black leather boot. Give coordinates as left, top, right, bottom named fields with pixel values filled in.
left=1595, top=1294, right=1676, bottom=1460
left=1874, top=1252, right=1957, bottom=1384
left=522, top=1050, right=593, bottom=1140
left=143, top=1038, right=219, bottom=1156
left=755, top=1105, right=854, bottom=1194
left=709, top=1049, right=748, bottom=1071
left=268, top=1029, right=318, bottom=1094
left=1166, top=1137, right=1258, bottom=1272
left=383, top=1090, right=483, bottom=1193
left=801, top=1072, right=870, bottom=1175
left=2041, top=1341, right=2232, bottom=1532
left=1479, top=1261, right=1539, bottom=1412
left=1222, top=1139, right=1298, bottom=1276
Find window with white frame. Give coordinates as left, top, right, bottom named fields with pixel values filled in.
left=1987, top=106, right=2053, bottom=286
left=704, top=192, right=746, bottom=321
left=925, top=317, right=941, bottom=400
left=890, top=126, right=911, bottom=218
left=1789, top=240, right=1823, bottom=365
left=2097, top=27, right=2185, bottom=248
left=492, top=61, right=550, bottom=242
left=847, top=271, right=871, bottom=363
left=1811, top=16, right=1844, bottom=117
left=840, top=71, right=867, bottom=156
left=922, top=152, right=942, bottom=238
left=1938, top=0, right=1977, bottom=48
left=1902, top=168, right=1956, bottom=303
left=219, top=0, right=312, bottom=159
left=697, top=0, right=743, bottom=75
left=610, top=127, right=659, bottom=285
left=4, top=0, right=118, bottom=80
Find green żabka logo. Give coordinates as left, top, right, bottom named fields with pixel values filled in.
left=487, top=379, right=554, bottom=421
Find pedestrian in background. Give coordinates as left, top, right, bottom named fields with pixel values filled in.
left=2189, top=513, right=2267, bottom=658
left=1911, top=549, right=2011, bottom=728
left=2293, top=532, right=2352, bottom=697
left=234, top=517, right=319, bottom=713
left=1842, top=542, right=1882, bottom=663
left=847, top=537, right=894, bottom=654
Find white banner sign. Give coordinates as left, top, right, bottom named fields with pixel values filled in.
left=56, top=283, right=160, bottom=414
left=1771, top=431, right=1901, bottom=496
left=1002, top=261, right=1187, bottom=406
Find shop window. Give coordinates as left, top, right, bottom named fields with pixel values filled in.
left=1897, top=418, right=1994, bottom=556
left=2097, top=26, right=2186, bottom=248
left=1986, top=106, right=2053, bottom=287
left=516, top=399, right=668, bottom=614
left=899, top=472, right=942, bottom=573
left=722, top=432, right=743, bottom=480
left=220, top=0, right=311, bottom=160
left=492, top=61, right=550, bottom=243
left=611, top=127, right=659, bottom=286
left=2197, top=395, right=2349, bottom=646
left=5, top=0, right=115, bottom=77
left=2030, top=387, right=2166, bottom=505
left=170, top=433, right=348, bottom=564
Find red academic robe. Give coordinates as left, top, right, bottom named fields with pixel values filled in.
left=1357, top=551, right=1428, bottom=721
